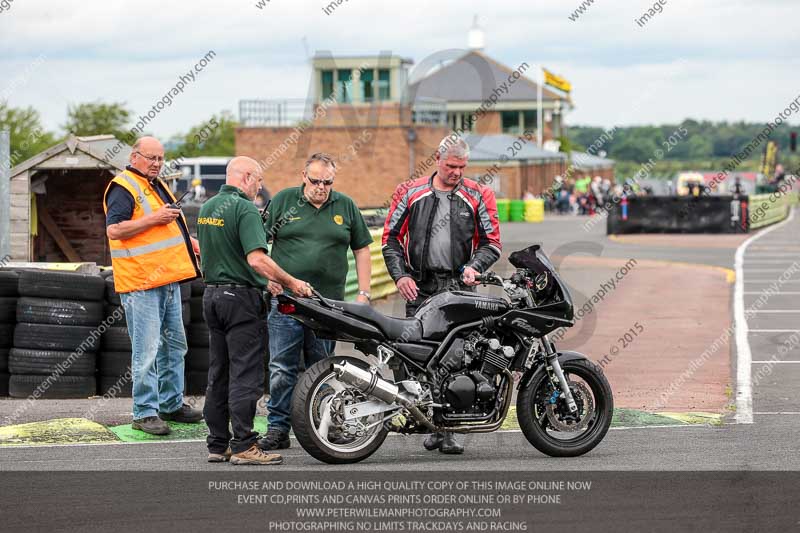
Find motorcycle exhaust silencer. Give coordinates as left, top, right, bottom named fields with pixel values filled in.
left=332, top=361, right=399, bottom=404
left=332, top=361, right=437, bottom=431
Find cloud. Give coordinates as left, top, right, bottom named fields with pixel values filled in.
left=0, top=0, right=798, bottom=137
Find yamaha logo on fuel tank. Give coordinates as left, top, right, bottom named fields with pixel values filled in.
left=475, top=300, right=500, bottom=311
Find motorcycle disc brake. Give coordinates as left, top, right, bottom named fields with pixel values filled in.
left=329, top=389, right=367, bottom=437
left=545, top=381, right=594, bottom=432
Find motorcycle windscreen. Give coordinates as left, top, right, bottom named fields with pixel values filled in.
left=508, top=244, right=573, bottom=321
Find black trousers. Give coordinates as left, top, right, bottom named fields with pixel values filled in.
left=405, top=272, right=474, bottom=317
left=202, top=287, right=268, bottom=454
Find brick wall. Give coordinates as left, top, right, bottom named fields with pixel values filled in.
left=313, top=103, right=410, bottom=128
left=237, top=124, right=579, bottom=206
left=237, top=125, right=449, bottom=208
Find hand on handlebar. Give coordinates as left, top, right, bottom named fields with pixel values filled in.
left=461, top=266, right=481, bottom=286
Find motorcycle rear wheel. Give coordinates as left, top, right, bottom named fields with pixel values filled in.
left=517, top=358, right=613, bottom=457
left=292, top=356, right=390, bottom=464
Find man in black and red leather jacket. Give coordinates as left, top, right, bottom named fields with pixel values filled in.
left=382, top=135, right=502, bottom=454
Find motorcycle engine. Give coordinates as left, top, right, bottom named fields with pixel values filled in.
left=438, top=333, right=516, bottom=413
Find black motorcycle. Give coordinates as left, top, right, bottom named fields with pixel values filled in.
left=279, top=244, right=614, bottom=464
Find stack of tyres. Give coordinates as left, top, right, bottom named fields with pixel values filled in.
left=9, top=270, right=104, bottom=399
left=98, top=272, right=133, bottom=397
left=0, top=271, right=20, bottom=396
left=185, top=279, right=208, bottom=395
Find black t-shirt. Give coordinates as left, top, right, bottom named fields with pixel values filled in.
left=105, top=167, right=175, bottom=226
left=105, top=167, right=192, bottom=247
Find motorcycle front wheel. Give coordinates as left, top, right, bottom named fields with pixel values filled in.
left=291, top=356, right=390, bottom=464
left=517, top=357, right=613, bottom=457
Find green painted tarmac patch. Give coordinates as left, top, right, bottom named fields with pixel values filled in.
left=108, top=418, right=269, bottom=442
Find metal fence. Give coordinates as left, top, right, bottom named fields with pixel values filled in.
left=238, top=97, right=447, bottom=127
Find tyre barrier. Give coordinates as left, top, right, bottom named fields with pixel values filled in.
left=6, top=270, right=113, bottom=398
left=0, top=272, right=18, bottom=397
left=9, top=374, right=96, bottom=399
left=0, top=269, right=210, bottom=399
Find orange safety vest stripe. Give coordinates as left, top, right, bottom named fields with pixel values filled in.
left=103, top=170, right=197, bottom=293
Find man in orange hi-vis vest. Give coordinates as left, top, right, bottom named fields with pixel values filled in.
left=103, top=136, right=203, bottom=436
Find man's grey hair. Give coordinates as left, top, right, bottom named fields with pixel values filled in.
left=305, top=152, right=337, bottom=172
left=437, top=135, right=470, bottom=159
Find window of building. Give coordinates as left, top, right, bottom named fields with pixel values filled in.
left=448, top=112, right=475, bottom=132
left=321, top=70, right=334, bottom=100
left=336, top=69, right=352, bottom=103
left=361, top=69, right=374, bottom=101
left=523, top=110, right=537, bottom=131
left=378, top=69, right=390, bottom=100
left=501, top=111, right=520, bottom=133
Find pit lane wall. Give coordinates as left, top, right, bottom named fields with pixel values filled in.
left=606, top=192, right=797, bottom=234
left=344, top=228, right=397, bottom=301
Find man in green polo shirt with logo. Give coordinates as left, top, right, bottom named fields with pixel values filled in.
left=197, top=156, right=313, bottom=465
left=258, top=152, right=373, bottom=451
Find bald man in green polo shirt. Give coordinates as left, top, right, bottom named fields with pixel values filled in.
left=198, top=156, right=312, bottom=465
left=258, top=152, right=373, bottom=451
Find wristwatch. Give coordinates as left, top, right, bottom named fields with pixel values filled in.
left=357, top=290, right=372, bottom=301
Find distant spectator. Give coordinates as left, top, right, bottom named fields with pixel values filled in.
left=192, top=178, right=207, bottom=202
left=574, top=175, right=591, bottom=214
left=590, top=176, right=605, bottom=211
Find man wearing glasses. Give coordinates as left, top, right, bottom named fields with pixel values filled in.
left=258, top=152, right=373, bottom=451
left=103, top=136, right=203, bottom=435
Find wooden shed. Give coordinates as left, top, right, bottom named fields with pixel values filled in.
left=8, top=134, right=132, bottom=265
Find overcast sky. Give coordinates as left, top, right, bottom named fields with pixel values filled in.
left=1, top=0, right=798, bottom=139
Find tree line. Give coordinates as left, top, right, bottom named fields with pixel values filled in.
left=566, top=119, right=797, bottom=164
left=0, top=101, right=236, bottom=167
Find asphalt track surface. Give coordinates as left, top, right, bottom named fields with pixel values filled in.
left=1, top=214, right=799, bottom=531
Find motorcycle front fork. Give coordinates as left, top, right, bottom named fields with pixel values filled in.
left=541, top=335, right=579, bottom=414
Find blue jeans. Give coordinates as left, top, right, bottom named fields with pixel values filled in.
left=120, top=283, right=187, bottom=420
left=267, top=299, right=335, bottom=432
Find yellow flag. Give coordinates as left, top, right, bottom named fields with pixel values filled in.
left=543, top=68, right=571, bottom=94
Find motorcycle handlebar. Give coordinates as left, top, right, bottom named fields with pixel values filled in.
left=475, top=271, right=502, bottom=285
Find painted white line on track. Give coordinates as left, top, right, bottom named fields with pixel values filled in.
left=734, top=208, right=796, bottom=424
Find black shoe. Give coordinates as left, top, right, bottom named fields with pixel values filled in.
left=159, top=404, right=203, bottom=423
left=423, top=432, right=464, bottom=454
left=132, top=416, right=171, bottom=435
left=439, top=432, right=464, bottom=454
left=423, top=432, right=444, bottom=451
left=258, top=427, right=290, bottom=450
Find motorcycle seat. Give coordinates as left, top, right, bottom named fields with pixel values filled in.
left=334, top=301, right=423, bottom=342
